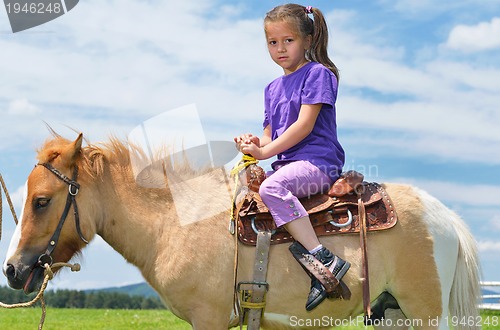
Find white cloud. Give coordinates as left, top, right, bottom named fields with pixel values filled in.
left=1, top=1, right=499, bottom=166
left=491, top=215, right=500, bottom=231
left=478, top=240, right=500, bottom=252
left=328, top=10, right=500, bottom=165
left=386, top=178, right=500, bottom=207
left=0, top=183, right=26, bottom=225
left=445, top=17, right=500, bottom=52
left=426, top=61, right=500, bottom=93
left=9, top=183, right=26, bottom=210
left=337, top=94, right=500, bottom=164
left=379, top=0, right=500, bottom=19
left=0, top=0, right=274, bottom=150
left=7, top=98, right=40, bottom=115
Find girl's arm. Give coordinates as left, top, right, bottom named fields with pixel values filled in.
left=241, top=103, right=321, bottom=159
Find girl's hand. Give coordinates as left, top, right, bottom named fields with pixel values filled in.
left=240, top=141, right=264, bottom=159
left=234, top=134, right=261, bottom=152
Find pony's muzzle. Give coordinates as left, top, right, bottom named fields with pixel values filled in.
left=3, top=261, right=29, bottom=290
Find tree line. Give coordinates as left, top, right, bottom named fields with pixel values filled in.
left=0, top=286, right=165, bottom=309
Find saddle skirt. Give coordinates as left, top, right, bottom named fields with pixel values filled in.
left=237, top=180, right=398, bottom=246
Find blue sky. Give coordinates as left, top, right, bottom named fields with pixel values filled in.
left=1, top=0, right=499, bottom=291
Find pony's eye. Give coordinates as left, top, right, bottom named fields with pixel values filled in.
left=34, top=198, right=51, bottom=210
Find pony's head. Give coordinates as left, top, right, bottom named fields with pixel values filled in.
left=3, top=133, right=95, bottom=294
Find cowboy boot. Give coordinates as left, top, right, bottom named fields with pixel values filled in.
left=306, top=247, right=350, bottom=311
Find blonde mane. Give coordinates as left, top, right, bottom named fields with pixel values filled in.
left=36, top=134, right=212, bottom=187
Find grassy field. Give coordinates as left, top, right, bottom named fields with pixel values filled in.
left=0, top=308, right=499, bottom=329
left=0, top=308, right=188, bottom=330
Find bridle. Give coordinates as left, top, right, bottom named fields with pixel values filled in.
left=35, top=163, right=89, bottom=268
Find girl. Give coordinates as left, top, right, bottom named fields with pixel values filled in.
left=234, top=4, right=350, bottom=311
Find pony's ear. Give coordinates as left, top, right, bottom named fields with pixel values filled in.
left=60, top=133, right=83, bottom=167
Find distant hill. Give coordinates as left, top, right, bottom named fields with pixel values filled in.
left=85, top=282, right=161, bottom=300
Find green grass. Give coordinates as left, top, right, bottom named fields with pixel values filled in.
left=0, top=308, right=190, bottom=330
left=0, top=308, right=499, bottom=329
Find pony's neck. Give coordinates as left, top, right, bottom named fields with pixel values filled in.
left=92, top=159, right=233, bottom=288
left=95, top=171, right=173, bottom=278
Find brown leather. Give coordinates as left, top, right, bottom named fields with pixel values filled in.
left=246, top=164, right=266, bottom=193
left=328, top=170, right=365, bottom=197
left=243, top=230, right=271, bottom=329
left=357, top=193, right=372, bottom=318
left=237, top=182, right=398, bottom=246
left=289, top=242, right=339, bottom=294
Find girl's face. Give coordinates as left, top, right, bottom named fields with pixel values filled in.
left=265, top=21, right=311, bottom=75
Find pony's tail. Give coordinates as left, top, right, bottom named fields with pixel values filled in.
left=449, top=214, right=481, bottom=330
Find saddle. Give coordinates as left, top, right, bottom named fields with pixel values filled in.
left=233, top=165, right=395, bottom=327
left=236, top=169, right=398, bottom=246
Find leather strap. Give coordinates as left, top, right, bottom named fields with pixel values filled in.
left=230, top=176, right=246, bottom=325
left=35, top=163, right=89, bottom=268
left=243, top=230, right=271, bottom=329
left=357, top=190, right=372, bottom=318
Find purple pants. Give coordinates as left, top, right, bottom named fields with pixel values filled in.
left=259, top=161, right=334, bottom=227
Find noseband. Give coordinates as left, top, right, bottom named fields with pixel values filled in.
left=35, top=163, right=89, bottom=268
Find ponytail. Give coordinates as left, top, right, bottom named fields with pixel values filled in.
left=264, top=4, right=339, bottom=81
left=307, top=7, right=339, bottom=81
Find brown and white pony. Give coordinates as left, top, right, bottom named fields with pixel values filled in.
left=3, top=134, right=481, bottom=329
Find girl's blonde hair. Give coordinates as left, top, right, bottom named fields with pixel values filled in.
left=264, top=3, right=339, bottom=81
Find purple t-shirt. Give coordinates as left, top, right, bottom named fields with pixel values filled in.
left=263, top=61, right=344, bottom=181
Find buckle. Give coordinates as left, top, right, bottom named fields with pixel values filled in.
left=237, top=281, right=269, bottom=310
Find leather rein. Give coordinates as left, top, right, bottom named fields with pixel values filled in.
left=35, top=163, right=89, bottom=268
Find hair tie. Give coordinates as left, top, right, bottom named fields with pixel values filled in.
left=305, top=6, right=313, bottom=14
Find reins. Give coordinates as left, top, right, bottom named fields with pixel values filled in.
left=0, top=170, right=82, bottom=330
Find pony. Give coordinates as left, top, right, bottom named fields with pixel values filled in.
left=3, top=133, right=481, bottom=329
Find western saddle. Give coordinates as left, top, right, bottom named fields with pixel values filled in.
left=231, top=163, right=398, bottom=329
left=237, top=167, right=397, bottom=246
